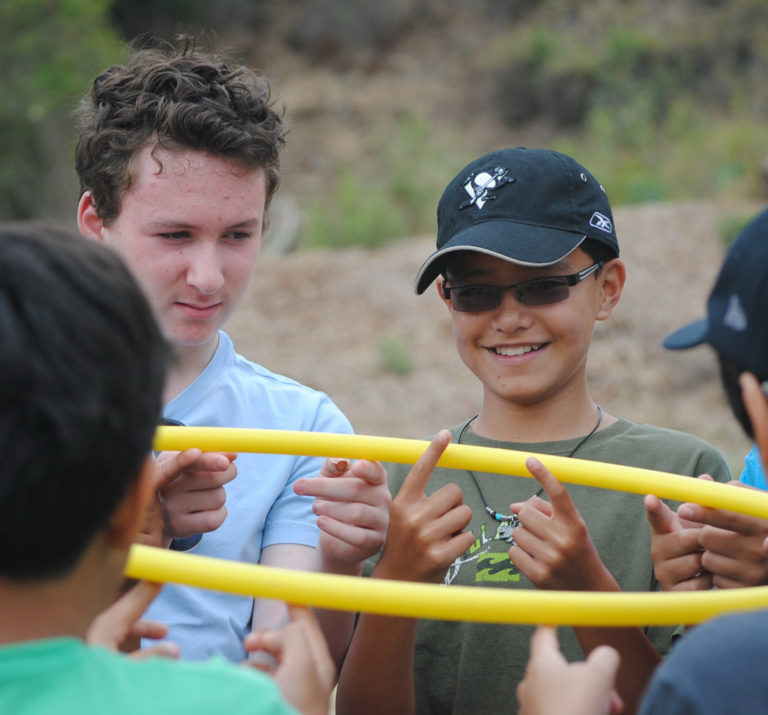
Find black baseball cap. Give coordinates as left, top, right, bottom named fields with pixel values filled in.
left=664, top=207, right=768, bottom=382
left=414, top=147, right=619, bottom=294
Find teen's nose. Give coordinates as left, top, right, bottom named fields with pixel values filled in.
left=493, top=288, right=534, bottom=330
left=185, top=241, right=225, bottom=295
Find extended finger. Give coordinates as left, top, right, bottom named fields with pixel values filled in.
left=106, top=581, right=163, bottom=629
left=127, top=618, right=167, bottom=642
left=679, top=502, right=765, bottom=534
left=286, top=605, right=336, bottom=684
left=313, top=499, right=388, bottom=532
left=524, top=457, right=578, bottom=519
left=295, top=474, right=389, bottom=505
left=398, top=430, right=452, bottom=499
left=154, top=449, right=202, bottom=490
left=529, top=624, right=561, bottom=656
left=585, top=644, right=621, bottom=682
left=644, top=494, right=682, bottom=534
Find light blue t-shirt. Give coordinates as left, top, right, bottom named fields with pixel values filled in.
left=145, top=331, right=352, bottom=662
left=739, top=444, right=767, bottom=491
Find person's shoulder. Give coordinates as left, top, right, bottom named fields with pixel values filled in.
left=640, top=611, right=768, bottom=714
left=115, top=653, right=297, bottom=713
left=223, top=333, right=337, bottom=398
left=612, top=417, right=721, bottom=450
left=606, top=417, right=730, bottom=478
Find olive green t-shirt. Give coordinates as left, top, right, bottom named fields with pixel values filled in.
left=371, top=417, right=731, bottom=714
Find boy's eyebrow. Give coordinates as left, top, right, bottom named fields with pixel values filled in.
left=146, top=217, right=263, bottom=231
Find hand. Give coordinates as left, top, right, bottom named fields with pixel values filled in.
left=245, top=605, right=336, bottom=715
left=509, top=457, right=614, bottom=591
left=374, top=430, right=474, bottom=584
left=151, top=449, right=238, bottom=545
left=517, top=626, right=623, bottom=715
left=677, top=483, right=768, bottom=588
left=294, top=457, right=392, bottom=573
left=87, top=581, right=179, bottom=659
left=644, top=490, right=711, bottom=591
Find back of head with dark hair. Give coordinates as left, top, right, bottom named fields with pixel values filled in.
left=75, top=37, right=286, bottom=224
left=0, top=224, right=170, bottom=580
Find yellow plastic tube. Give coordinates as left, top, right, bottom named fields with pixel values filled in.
left=154, top=426, right=768, bottom=518
left=126, top=544, right=768, bottom=626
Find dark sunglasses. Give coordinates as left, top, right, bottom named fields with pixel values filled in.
left=442, top=261, right=603, bottom=312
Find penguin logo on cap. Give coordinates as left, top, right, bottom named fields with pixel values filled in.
left=459, top=167, right=515, bottom=211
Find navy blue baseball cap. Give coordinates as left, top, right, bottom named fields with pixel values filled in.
left=664, top=207, right=768, bottom=382
left=414, top=147, right=619, bottom=294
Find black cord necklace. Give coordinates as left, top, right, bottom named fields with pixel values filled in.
left=457, top=405, right=604, bottom=530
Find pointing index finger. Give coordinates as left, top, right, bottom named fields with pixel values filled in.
left=398, top=430, right=452, bottom=499
left=524, top=456, right=578, bottom=518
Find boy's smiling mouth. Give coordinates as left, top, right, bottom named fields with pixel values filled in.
left=493, top=343, right=545, bottom=357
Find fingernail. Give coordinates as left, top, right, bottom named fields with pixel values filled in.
left=331, top=458, right=349, bottom=472
left=678, top=505, right=693, bottom=519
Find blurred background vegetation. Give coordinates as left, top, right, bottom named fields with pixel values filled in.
left=3, top=0, right=768, bottom=247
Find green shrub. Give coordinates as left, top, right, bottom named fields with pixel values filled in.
left=376, top=335, right=414, bottom=376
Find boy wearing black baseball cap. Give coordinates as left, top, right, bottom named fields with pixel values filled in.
left=516, top=207, right=768, bottom=715
left=337, top=147, right=730, bottom=715
left=646, top=208, right=768, bottom=595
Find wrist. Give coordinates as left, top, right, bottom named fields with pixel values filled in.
left=317, top=548, right=363, bottom=577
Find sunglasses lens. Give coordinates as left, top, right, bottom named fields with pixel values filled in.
left=518, top=278, right=570, bottom=307
left=450, top=286, right=499, bottom=312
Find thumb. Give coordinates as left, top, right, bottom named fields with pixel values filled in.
left=586, top=643, right=621, bottom=681
left=318, top=457, right=351, bottom=478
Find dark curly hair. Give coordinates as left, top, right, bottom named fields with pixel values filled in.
left=75, top=38, right=286, bottom=224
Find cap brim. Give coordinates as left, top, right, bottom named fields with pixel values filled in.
left=663, top=319, right=710, bottom=350
left=414, top=220, right=586, bottom=294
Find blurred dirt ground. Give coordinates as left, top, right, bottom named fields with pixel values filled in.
left=227, top=199, right=761, bottom=477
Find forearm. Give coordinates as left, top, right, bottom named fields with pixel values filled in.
left=335, top=613, right=417, bottom=715
left=573, top=626, right=660, bottom=715
left=570, top=565, right=661, bottom=715
left=312, top=548, right=363, bottom=669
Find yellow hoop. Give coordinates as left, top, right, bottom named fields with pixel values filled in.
left=142, top=426, right=768, bottom=625
left=155, top=426, right=768, bottom=519
left=127, top=545, right=768, bottom=626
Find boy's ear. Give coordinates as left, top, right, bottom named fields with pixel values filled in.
left=106, top=456, right=156, bottom=549
left=595, top=258, right=626, bottom=321
left=436, top=278, right=452, bottom=310
left=77, top=191, right=106, bottom=241
left=740, top=373, right=768, bottom=474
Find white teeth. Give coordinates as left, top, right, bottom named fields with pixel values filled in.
left=494, top=344, right=543, bottom=356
